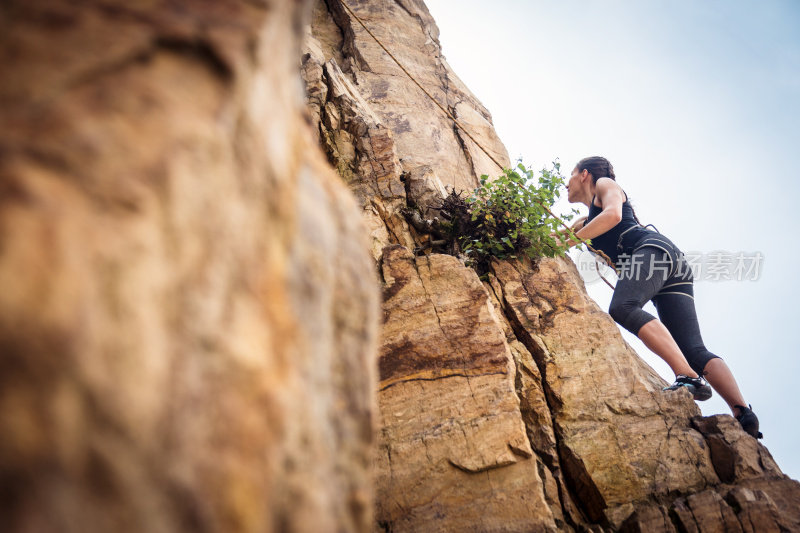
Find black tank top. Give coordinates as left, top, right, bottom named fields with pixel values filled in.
left=585, top=188, right=655, bottom=266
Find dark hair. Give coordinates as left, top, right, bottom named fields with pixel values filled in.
left=575, top=156, right=643, bottom=226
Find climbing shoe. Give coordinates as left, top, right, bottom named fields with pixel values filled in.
left=662, top=374, right=713, bottom=401
left=734, top=404, right=763, bottom=439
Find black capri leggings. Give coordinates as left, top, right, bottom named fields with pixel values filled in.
left=608, top=245, right=722, bottom=376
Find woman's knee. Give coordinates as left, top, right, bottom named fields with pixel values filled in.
left=608, top=301, right=656, bottom=335
left=690, top=352, right=723, bottom=376
left=608, top=300, right=633, bottom=325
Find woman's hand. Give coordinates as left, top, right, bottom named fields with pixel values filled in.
left=549, top=229, right=573, bottom=248
left=548, top=229, right=565, bottom=243
left=551, top=216, right=590, bottom=248
left=571, top=215, right=588, bottom=231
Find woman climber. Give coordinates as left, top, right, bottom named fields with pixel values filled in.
left=550, top=155, right=762, bottom=439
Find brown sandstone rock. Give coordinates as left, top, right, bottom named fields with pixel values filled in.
left=691, top=414, right=781, bottom=484
left=0, top=1, right=379, bottom=532
left=303, top=1, right=800, bottom=532
left=489, top=255, right=721, bottom=524
left=621, top=479, right=800, bottom=533
left=376, top=245, right=557, bottom=531
left=302, top=0, right=511, bottom=263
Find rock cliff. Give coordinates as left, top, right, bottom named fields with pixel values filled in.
left=0, top=1, right=379, bottom=532
left=302, top=1, right=800, bottom=531
left=1, top=1, right=797, bottom=532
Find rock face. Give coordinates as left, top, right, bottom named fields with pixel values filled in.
left=301, top=0, right=510, bottom=263
left=302, top=1, right=800, bottom=532
left=0, top=1, right=379, bottom=532
left=377, top=245, right=554, bottom=531
left=3, top=0, right=796, bottom=531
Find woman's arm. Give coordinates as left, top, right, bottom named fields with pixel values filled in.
left=560, top=179, right=624, bottom=248
left=571, top=215, right=588, bottom=231
left=550, top=215, right=586, bottom=239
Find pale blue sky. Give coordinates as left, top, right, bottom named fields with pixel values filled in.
left=426, top=0, right=800, bottom=480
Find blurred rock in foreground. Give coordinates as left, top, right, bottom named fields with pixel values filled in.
left=0, top=1, right=380, bottom=532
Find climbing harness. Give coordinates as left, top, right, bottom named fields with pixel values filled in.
left=340, top=0, right=619, bottom=288
left=587, top=222, right=658, bottom=281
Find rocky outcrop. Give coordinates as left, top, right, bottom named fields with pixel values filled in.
left=3, top=0, right=794, bottom=531
left=377, top=245, right=555, bottom=531
left=302, top=1, right=800, bottom=532
left=0, top=1, right=379, bottom=532
left=301, top=0, right=510, bottom=263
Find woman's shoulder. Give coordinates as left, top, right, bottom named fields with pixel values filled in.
left=595, top=177, right=627, bottom=197
left=592, top=178, right=628, bottom=207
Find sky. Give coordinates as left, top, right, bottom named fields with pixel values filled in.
left=425, top=0, right=800, bottom=480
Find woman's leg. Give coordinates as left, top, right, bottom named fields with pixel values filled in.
left=608, top=247, right=698, bottom=377
left=703, top=359, right=748, bottom=416
left=636, top=319, right=698, bottom=378
left=651, top=264, right=748, bottom=415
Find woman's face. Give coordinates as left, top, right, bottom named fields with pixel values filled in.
left=566, top=167, right=586, bottom=203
